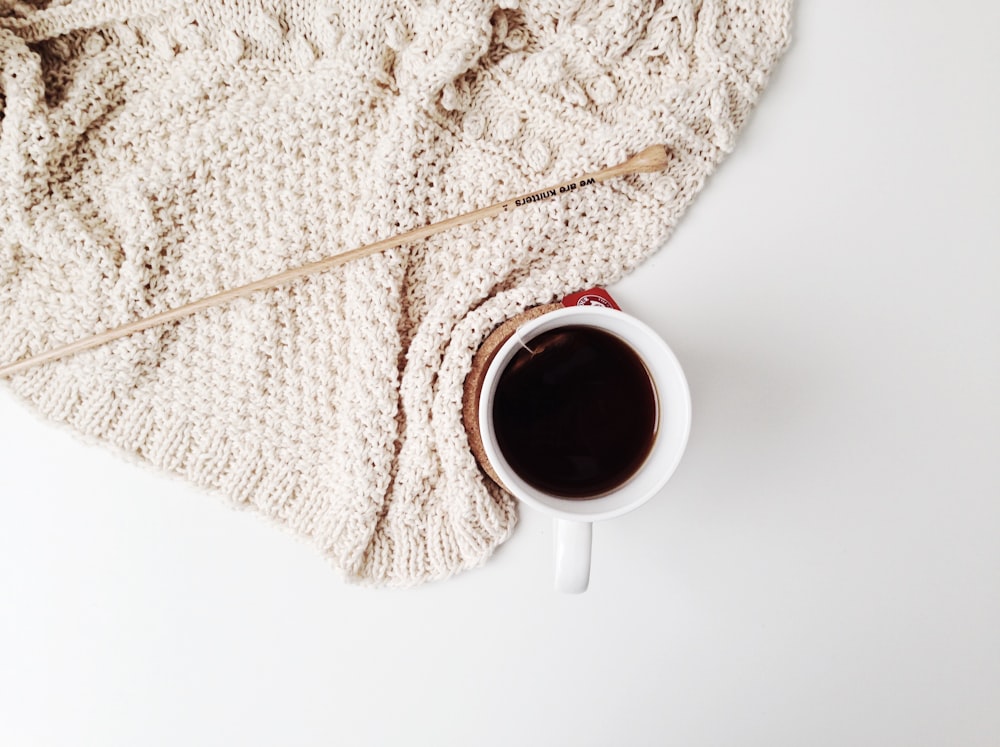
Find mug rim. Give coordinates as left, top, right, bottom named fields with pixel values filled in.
left=478, top=306, right=691, bottom=522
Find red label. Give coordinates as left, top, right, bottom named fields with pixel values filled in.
left=561, top=287, right=621, bottom=310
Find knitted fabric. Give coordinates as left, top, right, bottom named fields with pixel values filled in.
left=0, top=0, right=791, bottom=585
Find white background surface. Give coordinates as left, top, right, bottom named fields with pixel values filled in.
left=2, top=2, right=999, bottom=745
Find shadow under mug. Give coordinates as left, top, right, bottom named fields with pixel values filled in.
left=470, top=304, right=691, bottom=593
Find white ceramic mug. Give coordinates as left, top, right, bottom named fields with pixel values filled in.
left=477, top=305, right=691, bottom=593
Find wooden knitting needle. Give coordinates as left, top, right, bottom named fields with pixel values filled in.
left=0, top=144, right=670, bottom=378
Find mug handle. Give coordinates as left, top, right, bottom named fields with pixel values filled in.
left=554, top=519, right=593, bottom=593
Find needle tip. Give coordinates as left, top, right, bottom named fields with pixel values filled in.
left=627, top=144, right=671, bottom=173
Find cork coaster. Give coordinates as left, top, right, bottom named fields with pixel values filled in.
left=462, top=303, right=562, bottom=488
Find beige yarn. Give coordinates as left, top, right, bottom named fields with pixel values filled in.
left=0, top=0, right=791, bottom=585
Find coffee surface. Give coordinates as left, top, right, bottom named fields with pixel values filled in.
left=492, top=325, right=658, bottom=498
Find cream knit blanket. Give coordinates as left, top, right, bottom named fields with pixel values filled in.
left=0, top=0, right=791, bottom=585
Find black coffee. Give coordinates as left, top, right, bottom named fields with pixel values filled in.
left=492, top=325, right=658, bottom=499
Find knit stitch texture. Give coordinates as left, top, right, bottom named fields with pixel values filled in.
left=0, top=0, right=791, bottom=585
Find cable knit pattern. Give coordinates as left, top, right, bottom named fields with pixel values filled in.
left=0, top=0, right=791, bottom=585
